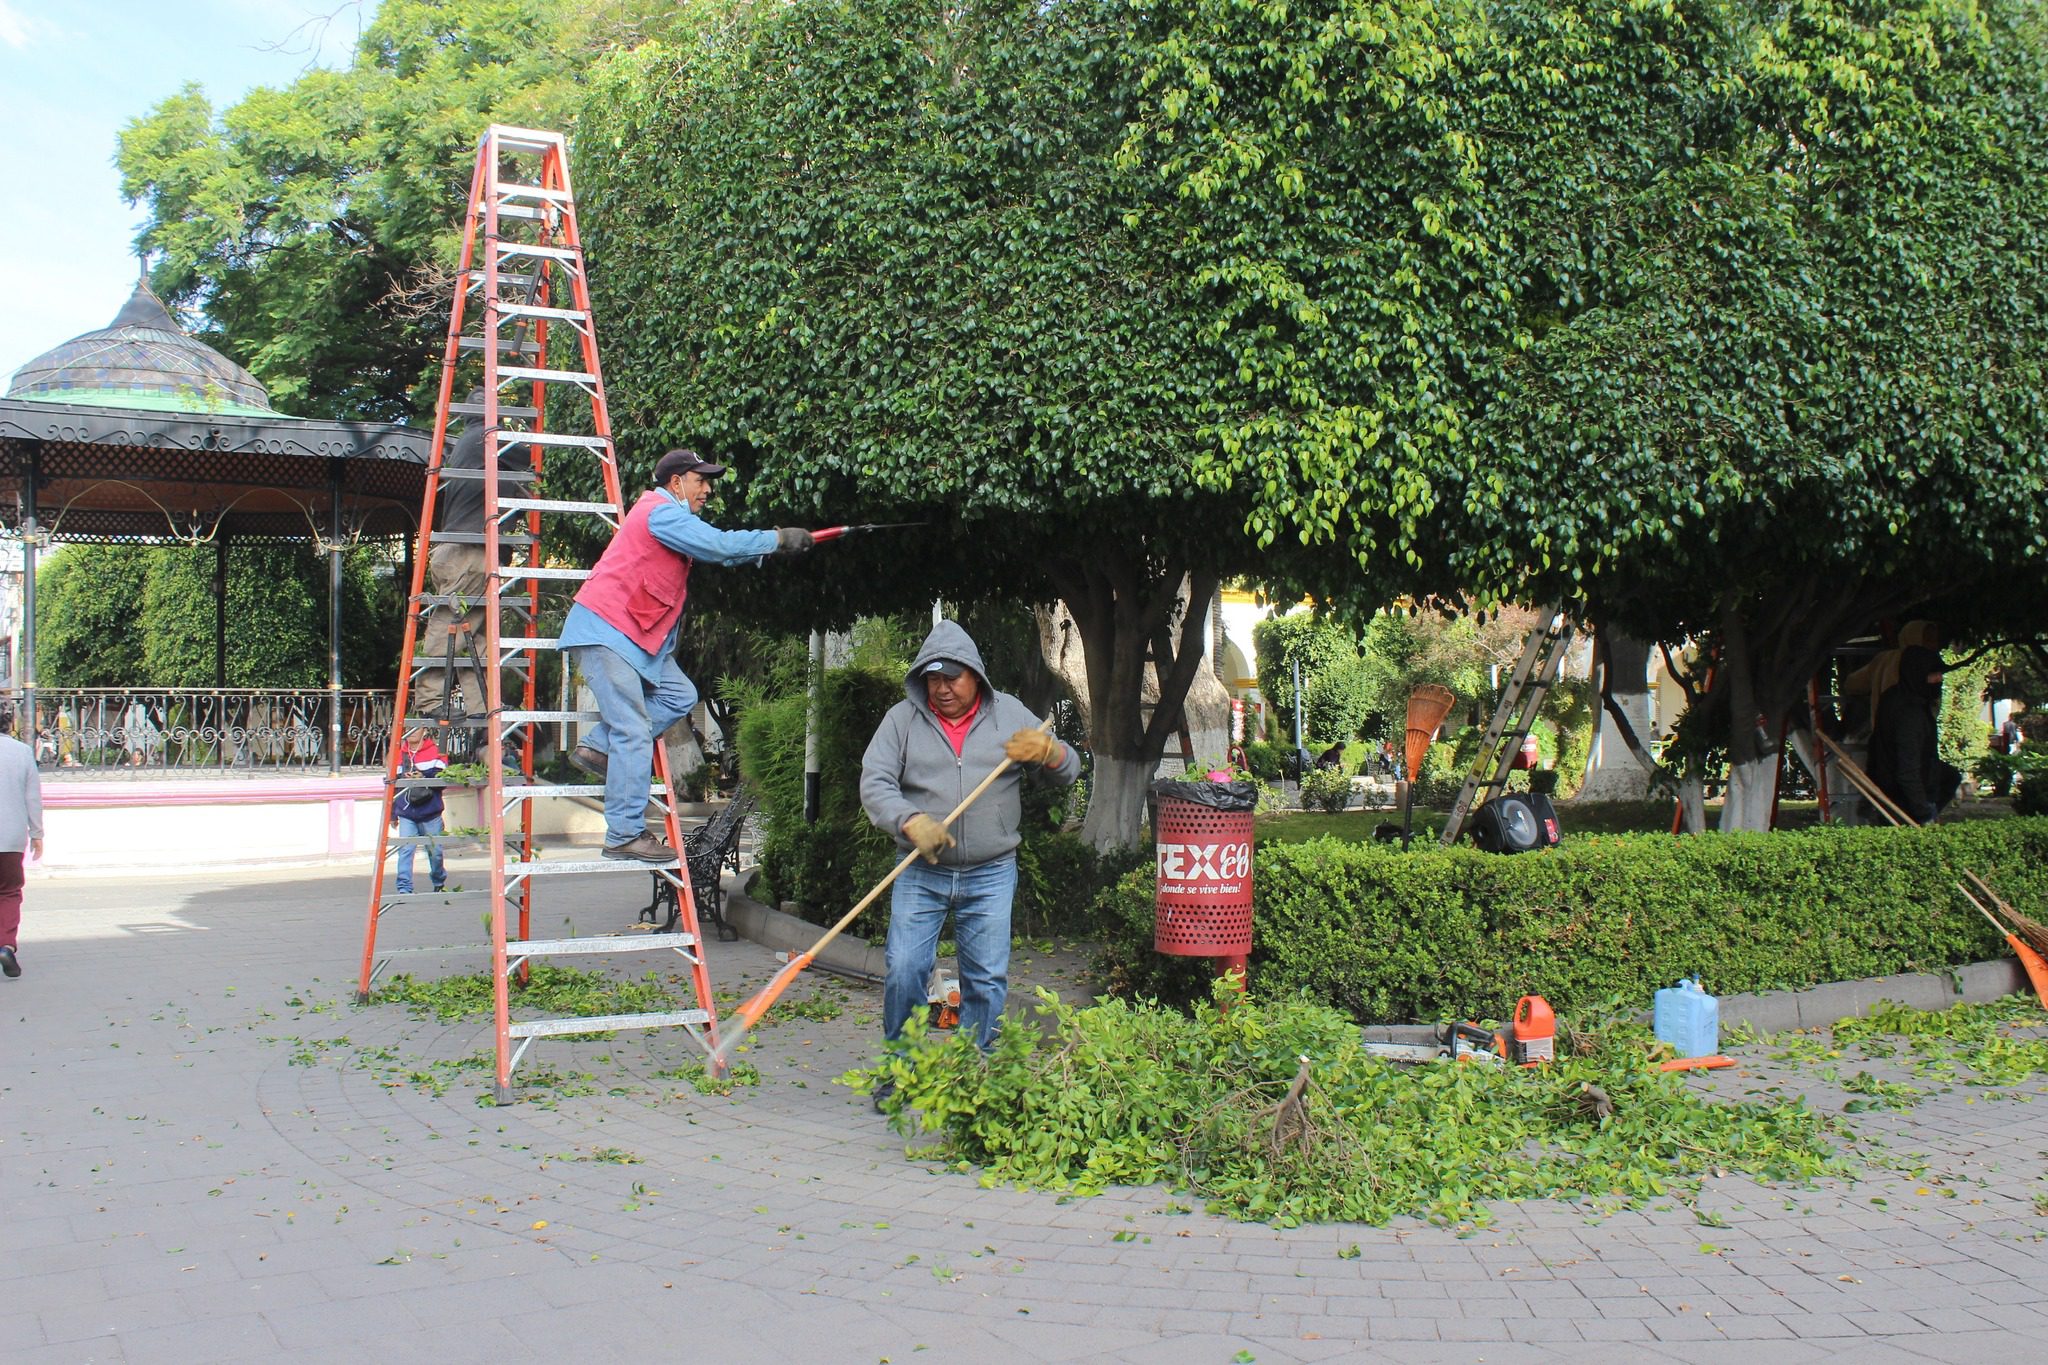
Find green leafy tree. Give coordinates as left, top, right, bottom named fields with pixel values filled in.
left=141, top=544, right=396, bottom=688
left=116, top=0, right=718, bottom=421
left=575, top=0, right=1355, bottom=849
left=1252, top=615, right=1358, bottom=746
left=38, top=544, right=396, bottom=689
left=1120, top=0, right=2048, bottom=830
left=34, top=547, right=151, bottom=686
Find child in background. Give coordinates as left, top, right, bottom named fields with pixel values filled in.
left=392, top=727, right=448, bottom=894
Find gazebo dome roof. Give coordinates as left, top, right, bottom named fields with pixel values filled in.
left=6, top=279, right=277, bottom=417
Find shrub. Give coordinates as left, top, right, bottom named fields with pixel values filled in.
left=1241, top=739, right=1286, bottom=782
left=1305, top=655, right=1377, bottom=744
left=1299, top=767, right=1353, bottom=814
left=1095, top=819, right=2048, bottom=1022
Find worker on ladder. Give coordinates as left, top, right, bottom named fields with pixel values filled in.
left=561, top=448, right=813, bottom=862
left=413, top=390, right=531, bottom=735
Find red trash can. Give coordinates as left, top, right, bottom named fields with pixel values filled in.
left=1153, top=780, right=1256, bottom=982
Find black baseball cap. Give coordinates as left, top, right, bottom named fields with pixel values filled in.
left=653, top=448, right=728, bottom=484
left=922, top=659, right=967, bottom=679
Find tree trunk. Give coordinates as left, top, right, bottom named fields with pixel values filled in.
left=1081, top=754, right=1155, bottom=850
left=1048, top=552, right=1222, bottom=854
left=1575, top=627, right=1654, bottom=802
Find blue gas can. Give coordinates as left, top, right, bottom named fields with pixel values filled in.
left=1653, top=979, right=1720, bottom=1059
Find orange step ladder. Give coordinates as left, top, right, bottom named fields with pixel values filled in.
left=356, top=125, right=721, bottom=1100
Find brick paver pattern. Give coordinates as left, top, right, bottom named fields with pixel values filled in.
left=2, top=864, right=2045, bottom=1363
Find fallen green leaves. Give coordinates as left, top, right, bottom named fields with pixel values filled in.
left=847, top=986, right=1842, bottom=1228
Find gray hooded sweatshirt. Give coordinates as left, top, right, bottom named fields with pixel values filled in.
left=860, top=620, right=1082, bottom=868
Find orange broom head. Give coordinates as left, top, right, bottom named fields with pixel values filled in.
left=1405, top=684, right=1456, bottom=775
left=2010, top=934, right=2048, bottom=1013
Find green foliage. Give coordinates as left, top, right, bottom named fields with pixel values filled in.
left=849, top=987, right=1839, bottom=1226
left=1240, top=740, right=1286, bottom=782
left=374, top=966, right=682, bottom=1023
left=1299, top=768, right=1353, bottom=815
left=34, top=547, right=150, bottom=685
left=1253, top=616, right=1359, bottom=744
left=117, top=0, right=720, bottom=421
left=1937, top=652, right=1997, bottom=770
left=1124, top=0, right=2048, bottom=819
left=38, top=543, right=397, bottom=687
left=1304, top=657, right=1378, bottom=747
left=1096, top=820, right=2048, bottom=1021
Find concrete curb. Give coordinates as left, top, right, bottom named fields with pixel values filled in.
left=722, top=880, right=888, bottom=982
left=1356, top=957, right=2030, bottom=1045
left=721, top=875, right=2032, bottom=1037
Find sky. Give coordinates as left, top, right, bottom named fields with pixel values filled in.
left=0, top=0, right=368, bottom=385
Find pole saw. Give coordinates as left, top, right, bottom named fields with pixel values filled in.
left=809, top=522, right=927, bottom=543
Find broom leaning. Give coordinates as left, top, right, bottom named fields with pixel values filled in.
left=1815, top=732, right=2048, bottom=1007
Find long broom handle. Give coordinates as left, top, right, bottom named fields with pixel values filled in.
left=708, top=715, right=1057, bottom=1069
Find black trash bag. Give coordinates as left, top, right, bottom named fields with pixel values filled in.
left=1152, top=778, right=1258, bottom=813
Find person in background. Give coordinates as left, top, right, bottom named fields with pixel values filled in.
left=859, top=621, right=1083, bottom=1109
left=1868, top=644, right=1961, bottom=824
left=391, top=727, right=448, bottom=895
left=561, top=449, right=812, bottom=862
left=412, top=392, right=533, bottom=729
left=0, top=707, right=45, bottom=978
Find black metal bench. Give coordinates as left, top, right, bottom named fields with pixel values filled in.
left=642, top=786, right=757, bottom=942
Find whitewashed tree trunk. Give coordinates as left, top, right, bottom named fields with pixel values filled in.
left=1575, top=629, right=1654, bottom=802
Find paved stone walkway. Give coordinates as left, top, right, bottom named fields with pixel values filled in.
left=4, top=863, right=2048, bottom=1363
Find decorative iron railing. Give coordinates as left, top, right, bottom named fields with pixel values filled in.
left=4, top=689, right=394, bottom=774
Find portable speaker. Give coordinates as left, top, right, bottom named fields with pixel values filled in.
left=1470, top=793, right=1561, bottom=854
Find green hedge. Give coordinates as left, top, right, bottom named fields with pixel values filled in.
left=736, top=663, right=1122, bottom=939
left=1097, top=819, right=2048, bottom=1022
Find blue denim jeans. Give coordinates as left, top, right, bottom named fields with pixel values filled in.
left=395, top=815, right=445, bottom=893
left=571, top=644, right=696, bottom=846
left=883, top=854, right=1018, bottom=1051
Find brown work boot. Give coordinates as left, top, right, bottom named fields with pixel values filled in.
left=602, top=832, right=674, bottom=863
left=569, top=745, right=608, bottom=779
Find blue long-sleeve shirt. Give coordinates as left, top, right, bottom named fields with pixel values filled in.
left=558, top=491, right=778, bottom=684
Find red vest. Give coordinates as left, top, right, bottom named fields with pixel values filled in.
left=573, top=490, right=693, bottom=653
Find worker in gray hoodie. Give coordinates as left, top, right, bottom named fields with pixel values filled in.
left=860, top=621, right=1082, bottom=1087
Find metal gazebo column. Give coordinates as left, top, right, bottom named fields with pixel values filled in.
left=19, top=442, right=36, bottom=734
left=214, top=532, right=230, bottom=689
left=327, top=460, right=343, bottom=775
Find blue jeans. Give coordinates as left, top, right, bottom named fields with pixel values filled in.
left=883, top=855, right=1018, bottom=1051
left=395, top=815, right=445, bottom=893
left=572, top=644, right=696, bottom=846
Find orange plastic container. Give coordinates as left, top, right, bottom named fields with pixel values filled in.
left=1512, top=995, right=1555, bottom=1066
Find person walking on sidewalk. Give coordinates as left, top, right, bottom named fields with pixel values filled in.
left=561, top=449, right=813, bottom=862
left=859, top=621, right=1082, bottom=1094
left=391, top=728, right=449, bottom=895
left=0, top=707, right=45, bottom=979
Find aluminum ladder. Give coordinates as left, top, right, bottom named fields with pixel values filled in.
left=356, top=124, right=721, bottom=1101
left=1438, top=608, right=1576, bottom=846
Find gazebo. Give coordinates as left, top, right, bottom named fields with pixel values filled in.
left=0, top=278, right=429, bottom=779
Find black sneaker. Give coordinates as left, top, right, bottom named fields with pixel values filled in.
left=0, top=946, right=19, bottom=978
left=871, top=1080, right=896, bottom=1114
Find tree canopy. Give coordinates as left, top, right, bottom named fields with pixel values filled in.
left=1118, top=0, right=2048, bottom=825
left=116, top=0, right=716, bottom=420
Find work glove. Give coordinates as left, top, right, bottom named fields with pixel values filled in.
left=774, top=527, right=814, bottom=555
left=1004, top=729, right=1060, bottom=767
left=902, top=813, right=956, bottom=864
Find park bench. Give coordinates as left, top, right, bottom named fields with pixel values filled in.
left=641, top=785, right=757, bottom=942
